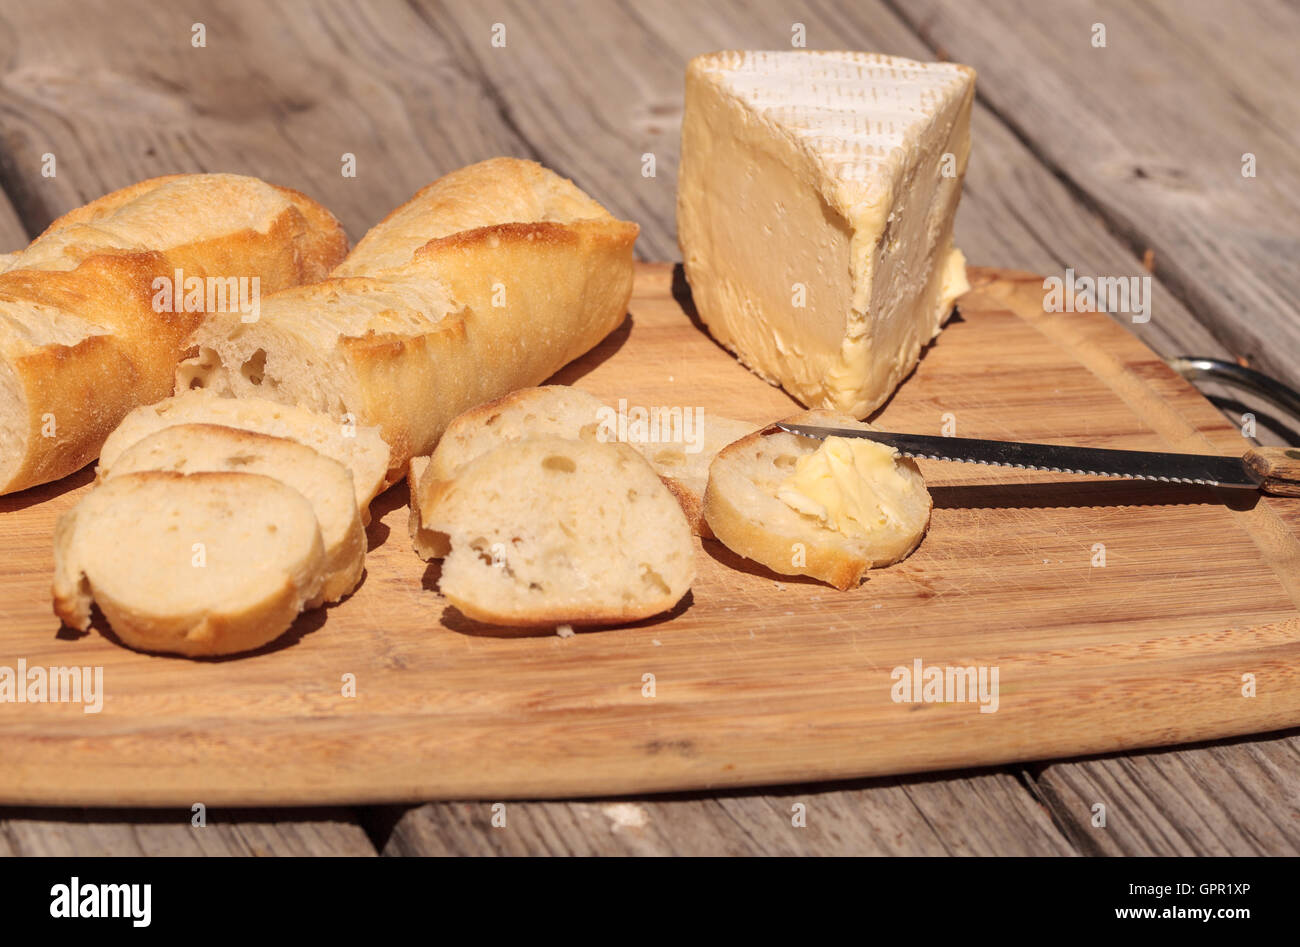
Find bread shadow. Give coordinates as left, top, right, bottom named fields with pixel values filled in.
left=929, top=479, right=1261, bottom=511
left=78, top=591, right=342, bottom=662
left=546, top=312, right=633, bottom=386
left=0, top=463, right=96, bottom=513
left=438, top=590, right=696, bottom=639
left=701, top=539, right=840, bottom=588
left=365, top=477, right=411, bottom=551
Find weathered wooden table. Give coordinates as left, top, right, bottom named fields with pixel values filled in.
left=1, top=0, right=1297, bottom=856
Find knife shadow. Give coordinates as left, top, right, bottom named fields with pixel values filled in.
left=929, top=479, right=1261, bottom=511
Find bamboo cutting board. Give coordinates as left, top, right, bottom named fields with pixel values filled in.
left=2, top=263, right=1300, bottom=806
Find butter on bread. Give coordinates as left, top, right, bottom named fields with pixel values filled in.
left=0, top=174, right=347, bottom=495
left=178, top=159, right=638, bottom=481
left=703, top=409, right=931, bottom=589
left=678, top=50, right=974, bottom=418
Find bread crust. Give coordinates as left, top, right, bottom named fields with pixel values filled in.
left=0, top=174, right=347, bottom=495
left=180, top=160, right=638, bottom=480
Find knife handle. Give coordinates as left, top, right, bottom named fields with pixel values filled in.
left=1242, top=447, right=1300, bottom=496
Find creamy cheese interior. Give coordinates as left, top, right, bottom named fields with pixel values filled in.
left=678, top=50, right=975, bottom=417
left=777, top=436, right=917, bottom=538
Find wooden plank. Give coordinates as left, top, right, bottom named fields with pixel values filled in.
left=0, top=0, right=531, bottom=242
left=3, top=265, right=1300, bottom=807
left=1030, top=731, right=1300, bottom=855
left=890, top=0, right=1300, bottom=388
left=0, top=808, right=376, bottom=856
left=378, top=771, right=1075, bottom=855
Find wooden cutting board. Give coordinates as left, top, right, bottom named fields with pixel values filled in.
left=3, top=263, right=1300, bottom=806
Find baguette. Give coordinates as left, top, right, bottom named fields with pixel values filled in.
left=98, top=389, right=390, bottom=519
left=101, top=424, right=365, bottom=606
left=421, top=436, right=695, bottom=626
left=176, top=159, right=638, bottom=480
left=0, top=173, right=347, bottom=495
left=703, top=409, right=932, bottom=589
left=52, top=471, right=327, bottom=657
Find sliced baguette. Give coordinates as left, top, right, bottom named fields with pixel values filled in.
left=53, top=471, right=326, bottom=657
left=408, top=385, right=754, bottom=546
left=634, top=414, right=758, bottom=538
left=422, top=436, right=695, bottom=626
left=425, top=386, right=609, bottom=481
left=177, top=158, right=638, bottom=479
left=0, top=173, right=347, bottom=495
left=405, top=455, right=446, bottom=560
left=102, top=424, right=365, bottom=605
left=409, top=386, right=607, bottom=559
left=703, top=409, right=932, bottom=589
left=98, top=389, right=389, bottom=519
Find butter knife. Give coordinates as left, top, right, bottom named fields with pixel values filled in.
left=774, top=423, right=1300, bottom=497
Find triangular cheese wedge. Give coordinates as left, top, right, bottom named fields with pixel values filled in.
left=678, top=50, right=975, bottom=417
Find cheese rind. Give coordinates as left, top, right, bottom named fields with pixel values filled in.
left=677, top=50, right=975, bottom=417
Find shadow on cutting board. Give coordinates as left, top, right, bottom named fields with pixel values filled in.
left=929, top=479, right=1261, bottom=511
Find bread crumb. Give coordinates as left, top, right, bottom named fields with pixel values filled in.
left=601, top=802, right=648, bottom=830
left=774, top=581, right=786, bottom=591
left=652, top=638, right=661, bottom=646
left=556, top=624, right=575, bottom=638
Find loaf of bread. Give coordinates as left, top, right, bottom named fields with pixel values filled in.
left=176, top=159, right=638, bottom=480
left=0, top=173, right=347, bottom=496
left=53, top=471, right=328, bottom=656
left=421, top=435, right=695, bottom=626
left=98, top=389, right=390, bottom=520
left=101, top=424, right=365, bottom=606
left=703, top=409, right=932, bottom=589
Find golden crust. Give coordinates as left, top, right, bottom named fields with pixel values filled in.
left=0, top=174, right=347, bottom=495
left=178, top=160, right=637, bottom=486
left=318, top=217, right=635, bottom=476
left=335, top=157, right=614, bottom=276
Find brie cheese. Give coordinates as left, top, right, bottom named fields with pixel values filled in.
left=677, top=50, right=975, bottom=417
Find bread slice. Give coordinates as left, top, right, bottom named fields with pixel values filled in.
left=425, top=386, right=608, bottom=481
left=405, top=455, right=447, bottom=560
left=101, top=424, right=365, bottom=605
left=703, top=409, right=932, bottom=589
left=98, top=390, right=390, bottom=520
left=408, top=385, right=754, bottom=546
left=634, top=414, right=758, bottom=538
left=422, top=436, right=695, bottom=626
left=52, top=471, right=326, bottom=657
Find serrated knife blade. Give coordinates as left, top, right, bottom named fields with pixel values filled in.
left=774, top=423, right=1262, bottom=489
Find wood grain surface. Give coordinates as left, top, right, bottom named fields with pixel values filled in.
left=2, top=263, right=1298, bottom=809
left=0, top=0, right=1297, bottom=855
